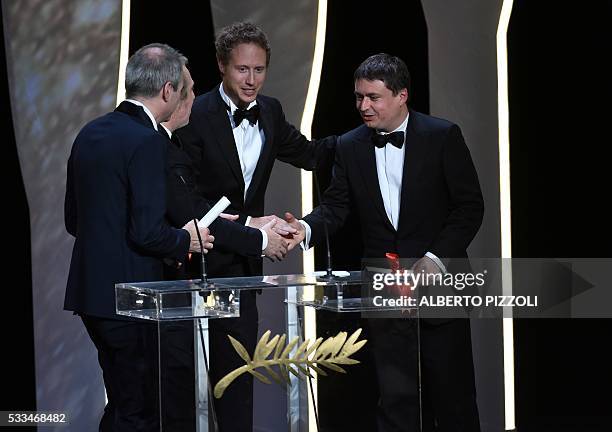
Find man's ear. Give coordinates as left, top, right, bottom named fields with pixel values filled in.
left=217, top=57, right=225, bottom=76
left=399, top=87, right=409, bottom=105
left=161, top=81, right=174, bottom=102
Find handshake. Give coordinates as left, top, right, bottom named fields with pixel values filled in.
left=249, top=212, right=305, bottom=261
left=182, top=212, right=306, bottom=262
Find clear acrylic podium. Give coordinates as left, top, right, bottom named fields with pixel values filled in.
left=115, top=271, right=419, bottom=431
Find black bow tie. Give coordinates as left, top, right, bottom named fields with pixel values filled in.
left=226, top=104, right=260, bottom=127
left=372, top=130, right=405, bottom=149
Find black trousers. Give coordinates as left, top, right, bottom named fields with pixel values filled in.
left=81, top=315, right=159, bottom=432
left=368, top=318, right=480, bottom=432
left=208, top=290, right=258, bottom=432
left=159, top=320, right=197, bottom=432
left=83, top=315, right=198, bottom=432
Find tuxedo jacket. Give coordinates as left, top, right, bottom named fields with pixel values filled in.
left=163, top=130, right=262, bottom=258
left=64, top=102, right=190, bottom=319
left=176, top=85, right=336, bottom=276
left=304, top=110, right=484, bottom=263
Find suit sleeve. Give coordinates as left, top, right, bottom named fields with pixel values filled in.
left=427, top=125, right=484, bottom=258
left=208, top=217, right=262, bottom=257
left=273, top=99, right=337, bottom=172
left=303, top=138, right=352, bottom=247
left=165, top=141, right=262, bottom=257
left=127, top=134, right=190, bottom=259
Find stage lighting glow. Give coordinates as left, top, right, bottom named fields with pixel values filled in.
left=497, top=0, right=515, bottom=429
left=299, top=1, right=328, bottom=430
left=116, top=0, right=130, bottom=105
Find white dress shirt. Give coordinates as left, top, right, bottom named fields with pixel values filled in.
left=376, top=114, right=409, bottom=230
left=219, top=84, right=265, bottom=201
left=218, top=85, right=268, bottom=250
left=374, top=114, right=445, bottom=272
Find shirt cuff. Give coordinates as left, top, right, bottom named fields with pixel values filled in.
left=259, top=228, right=268, bottom=251
left=245, top=216, right=252, bottom=227
left=425, top=252, right=447, bottom=274
left=298, top=220, right=311, bottom=251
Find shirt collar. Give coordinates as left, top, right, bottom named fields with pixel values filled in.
left=124, top=99, right=158, bottom=130
left=160, top=123, right=172, bottom=138
left=219, top=83, right=258, bottom=115
left=378, top=111, right=409, bottom=135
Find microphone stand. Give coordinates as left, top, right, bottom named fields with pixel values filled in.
left=177, top=173, right=210, bottom=288
left=312, top=169, right=349, bottom=312
left=176, top=172, right=219, bottom=432
left=312, top=170, right=346, bottom=282
left=191, top=211, right=209, bottom=287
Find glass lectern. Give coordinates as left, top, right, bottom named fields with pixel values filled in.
left=115, top=271, right=419, bottom=431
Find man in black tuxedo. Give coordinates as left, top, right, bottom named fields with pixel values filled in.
left=64, top=44, right=213, bottom=432
left=175, top=22, right=336, bottom=430
left=286, top=54, right=484, bottom=431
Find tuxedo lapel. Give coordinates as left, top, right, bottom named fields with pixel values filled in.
left=245, top=97, right=274, bottom=206
left=397, top=111, right=428, bottom=233
left=354, top=128, right=395, bottom=231
left=207, top=90, right=245, bottom=193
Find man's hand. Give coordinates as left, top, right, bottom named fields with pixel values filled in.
left=283, top=212, right=306, bottom=251
left=182, top=222, right=215, bottom=253
left=249, top=214, right=297, bottom=236
left=261, top=219, right=289, bottom=261
left=411, top=256, right=442, bottom=288
left=219, top=212, right=239, bottom=221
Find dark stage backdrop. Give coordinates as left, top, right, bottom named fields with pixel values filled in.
left=509, top=1, right=612, bottom=431
left=128, top=0, right=218, bottom=94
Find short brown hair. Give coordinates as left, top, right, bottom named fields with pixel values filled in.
left=215, top=22, right=271, bottom=66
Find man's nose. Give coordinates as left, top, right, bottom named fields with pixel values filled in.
left=246, top=70, right=255, bottom=85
